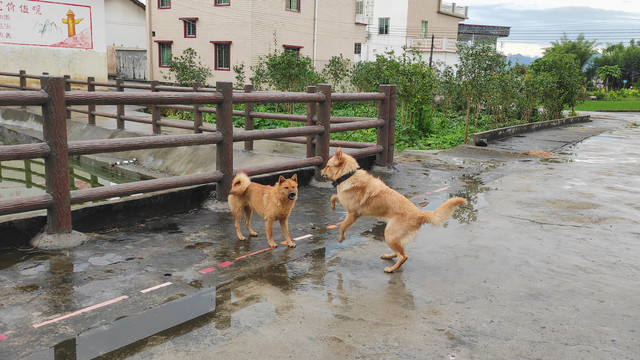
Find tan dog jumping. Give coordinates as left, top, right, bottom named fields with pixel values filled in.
left=322, top=147, right=467, bottom=272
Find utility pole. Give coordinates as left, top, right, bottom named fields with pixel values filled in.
left=429, top=34, right=435, bottom=68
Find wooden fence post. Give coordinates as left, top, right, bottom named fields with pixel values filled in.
left=19, top=70, right=27, bottom=109
left=115, top=78, right=124, bottom=130
left=193, top=82, right=202, bottom=134
left=41, top=76, right=72, bottom=234
left=215, top=82, right=234, bottom=200
left=315, top=84, right=331, bottom=180
left=64, top=75, right=71, bottom=119
left=19, top=70, right=27, bottom=90
left=151, top=80, right=161, bottom=134
left=244, top=84, right=254, bottom=151
left=306, top=86, right=317, bottom=159
left=87, top=77, right=96, bottom=125
left=387, top=85, right=397, bottom=164
left=376, top=85, right=391, bottom=166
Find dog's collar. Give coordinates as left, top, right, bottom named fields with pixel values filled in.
left=331, top=170, right=357, bottom=187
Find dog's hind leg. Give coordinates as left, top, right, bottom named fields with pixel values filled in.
left=381, top=220, right=411, bottom=273
left=380, top=252, right=397, bottom=260
left=243, top=205, right=258, bottom=237
left=231, top=203, right=246, bottom=241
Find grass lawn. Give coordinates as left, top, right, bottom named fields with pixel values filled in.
left=574, top=99, right=640, bottom=111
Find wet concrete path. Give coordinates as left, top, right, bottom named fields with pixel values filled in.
left=1, top=112, right=639, bottom=359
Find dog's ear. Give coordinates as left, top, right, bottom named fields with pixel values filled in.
left=291, top=173, right=298, bottom=183
left=278, top=175, right=286, bottom=184
left=335, top=147, right=343, bottom=161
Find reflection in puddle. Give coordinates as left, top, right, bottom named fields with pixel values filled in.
left=39, top=248, right=328, bottom=359
left=450, top=173, right=491, bottom=224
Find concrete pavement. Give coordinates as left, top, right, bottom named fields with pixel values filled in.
left=1, top=111, right=639, bottom=359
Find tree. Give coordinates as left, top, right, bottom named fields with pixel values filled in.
left=596, top=65, right=622, bottom=92
left=322, top=54, right=352, bottom=91
left=163, top=48, right=212, bottom=87
left=530, top=53, right=584, bottom=120
left=250, top=49, right=324, bottom=92
left=544, top=33, right=598, bottom=72
left=456, top=42, right=507, bottom=143
left=588, top=41, right=640, bottom=89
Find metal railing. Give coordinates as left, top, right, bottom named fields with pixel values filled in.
left=0, top=74, right=396, bottom=238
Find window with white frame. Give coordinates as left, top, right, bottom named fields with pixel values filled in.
left=182, top=18, right=197, bottom=38
left=216, top=0, right=230, bottom=5
left=286, top=0, right=300, bottom=11
left=379, top=17, right=389, bottom=35
left=354, top=43, right=362, bottom=55
left=356, top=1, right=363, bottom=15
left=159, top=0, right=170, bottom=9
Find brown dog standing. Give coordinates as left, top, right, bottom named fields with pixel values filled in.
left=228, top=173, right=298, bottom=248
left=321, top=147, right=467, bottom=272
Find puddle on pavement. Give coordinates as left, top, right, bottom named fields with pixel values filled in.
left=29, top=247, right=329, bottom=360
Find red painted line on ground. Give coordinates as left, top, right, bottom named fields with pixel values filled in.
left=0, top=334, right=7, bottom=341
left=217, top=261, right=233, bottom=268
left=409, top=195, right=421, bottom=200
left=198, top=267, right=216, bottom=274
left=140, top=282, right=173, bottom=293
left=235, top=247, right=274, bottom=260
left=433, top=186, right=449, bottom=193
left=32, top=295, right=129, bottom=328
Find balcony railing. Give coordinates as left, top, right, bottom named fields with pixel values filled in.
left=408, top=36, right=459, bottom=52
left=438, top=0, right=468, bottom=19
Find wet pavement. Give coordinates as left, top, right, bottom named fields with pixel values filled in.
left=1, top=111, right=639, bottom=359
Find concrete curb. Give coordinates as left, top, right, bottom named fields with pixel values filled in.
left=471, top=115, right=591, bottom=145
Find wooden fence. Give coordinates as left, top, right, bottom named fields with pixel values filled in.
left=0, top=72, right=396, bottom=237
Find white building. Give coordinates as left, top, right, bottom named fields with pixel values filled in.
left=355, top=0, right=468, bottom=67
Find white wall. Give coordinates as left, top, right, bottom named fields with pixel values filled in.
left=0, top=0, right=107, bottom=83
left=105, top=0, right=146, bottom=49
left=359, top=0, right=408, bottom=61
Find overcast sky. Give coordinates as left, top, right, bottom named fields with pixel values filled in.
left=463, top=0, right=640, bottom=57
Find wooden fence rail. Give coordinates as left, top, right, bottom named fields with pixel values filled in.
left=0, top=73, right=396, bottom=240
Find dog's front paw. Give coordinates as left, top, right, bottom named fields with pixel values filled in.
left=268, top=242, right=278, bottom=248
left=287, top=242, right=296, bottom=248
left=383, top=267, right=395, bottom=273
left=249, top=231, right=258, bottom=237
left=238, top=236, right=246, bottom=241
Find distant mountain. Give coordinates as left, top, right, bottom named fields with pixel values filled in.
left=507, top=54, right=539, bottom=66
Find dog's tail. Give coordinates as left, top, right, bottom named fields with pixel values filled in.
left=229, top=173, right=251, bottom=196
left=421, top=197, right=467, bottom=227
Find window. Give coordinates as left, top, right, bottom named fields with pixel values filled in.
left=211, top=42, right=231, bottom=70
left=159, top=0, right=170, bottom=9
left=421, top=21, right=428, bottom=38
left=286, top=0, right=300, bottom=11
left=283, top=45, right=302, bottom=54
left=354, top=43, right=361, bottom=55
left=378, top=17, right=389, bottom=35
left=181, top=18, right=197, bottom=38
left=215, top=0, right=230, bottom=5
left=157, top=41, right=172, bottom=67
left=356, top=1, right=363, bottom=15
